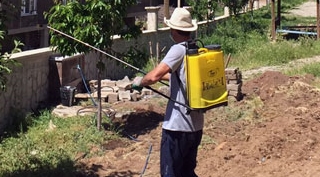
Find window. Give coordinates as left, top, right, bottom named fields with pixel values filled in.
left=21, top=0, right=37, bottom=15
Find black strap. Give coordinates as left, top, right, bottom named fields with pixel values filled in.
left=175, top=69, right=193, bottom=114
left=175, top=41, right=197, bottom=114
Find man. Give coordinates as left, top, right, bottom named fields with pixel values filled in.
left=132, top=8, right=203, bottom=177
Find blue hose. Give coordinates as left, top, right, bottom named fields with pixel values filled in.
left=77, top=64, right=97, bottom=106
left=140, top=144, right=153, bottom=177
left=77, top=64, right=153, bottom=175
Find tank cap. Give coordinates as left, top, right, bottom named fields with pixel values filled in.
left=205, top=44, right=221, bottom=50
left=187, top=49, right=198, bottom=55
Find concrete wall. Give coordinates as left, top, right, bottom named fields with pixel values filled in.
left=0, top=48, right=53, bottom=132
left=82, top=28, right=178, bottom=81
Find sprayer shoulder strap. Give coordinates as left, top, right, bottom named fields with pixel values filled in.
left=175, top=42, right=189, bottom=106
left=175, top=68, right=189, bottom=105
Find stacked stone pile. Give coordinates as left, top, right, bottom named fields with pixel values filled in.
left=225, top=67, right=243, bottom=101
left=74, top=76, right=155, bottom=104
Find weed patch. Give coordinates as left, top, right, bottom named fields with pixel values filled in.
left=0, top=110, right=108, bottom=176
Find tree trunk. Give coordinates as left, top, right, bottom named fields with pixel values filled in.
left=97, top=55, right=102, bottom=131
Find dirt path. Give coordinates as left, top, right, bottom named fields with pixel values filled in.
left=242, top=55, right=320, bottom=80
left=288, top=1, right=317, bottom=17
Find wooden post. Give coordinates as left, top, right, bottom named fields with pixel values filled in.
left=164, top=0, right=169, bottom=21
left=225, top=53, right=231, bottom=68
left=277, top=0, right=281, bottom=28
left=271, top=0, right=276, bottom=41
left=317, top=0, right=320, bottom=40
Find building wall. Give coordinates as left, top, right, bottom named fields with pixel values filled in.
left=4, top=0, right=162, bottom=53
left=3, top=0, right=53, bottom=52
left=6, top=0, right=53, bottom=29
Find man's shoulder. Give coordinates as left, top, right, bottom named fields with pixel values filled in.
left=169, top=43, right=186, bottom=53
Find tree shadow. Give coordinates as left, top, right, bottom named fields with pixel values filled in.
left=75, top=162, right=140, bottom=177
left=120, top=110, right=163, bottom=139
left=1, top=101, right=58, bottom=139
left=126, top=109, right=163, bottom=132
left=105, top=170, right=140, bottom=177
left=0, top=157, right=88, bottom=177
left=0, top=139, right=142, bottom=177
left=102, top=108, right=163, bottom=140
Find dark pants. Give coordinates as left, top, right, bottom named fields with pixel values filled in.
left=160, top=129, right=203, bottom=177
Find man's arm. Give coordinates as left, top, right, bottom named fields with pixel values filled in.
left=161, top=73, right=170, bottom=81
left=140, top=62, right=171, bottom=87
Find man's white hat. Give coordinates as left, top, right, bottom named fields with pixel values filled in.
left=165, top=8, right=198, bottom=32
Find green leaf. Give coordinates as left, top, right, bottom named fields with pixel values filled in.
left=46, top=0, right=139, bottom=56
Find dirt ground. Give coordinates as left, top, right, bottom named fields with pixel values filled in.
left=76, top=69, right=320, bottom=177
left=75, top=1, right=320, bottom=177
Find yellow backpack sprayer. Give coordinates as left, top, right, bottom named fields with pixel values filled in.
left=184, top=41, right=228, bottom=110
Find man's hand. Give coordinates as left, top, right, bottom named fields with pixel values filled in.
left=131, top=76, right=143, bottom=92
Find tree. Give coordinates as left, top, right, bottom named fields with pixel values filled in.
left=0, top=0, right=23, bottom=93
left=0, top=32, right=23, bottom=92
left=46, top=0, right=140, bottom=56
left=222, top=0, right=249, bottom=16
left=186, top=0, right=219, bottom=21
left=187, top=0, right=250, bottom=21
left=45, top=0, right=143, bottom=130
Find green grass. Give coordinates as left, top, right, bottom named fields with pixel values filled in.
left=199, top=0, right=320, bottom=71
left=286, top=62, right=320, bottom=77
left=229, top=37, right=320, bottom=70
left=0, top=110, right=110, bottom=177
left=281, top=16, right=317, bottom=27
left=285, top=62, right=320, bottom=89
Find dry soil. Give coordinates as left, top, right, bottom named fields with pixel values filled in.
left=74, top=1, right=320, bottom=177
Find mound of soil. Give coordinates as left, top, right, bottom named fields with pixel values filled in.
left=198, top=71, right=320, bottom=177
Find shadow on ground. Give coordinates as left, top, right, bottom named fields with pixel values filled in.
left=104, top=109, right=164, bottom=141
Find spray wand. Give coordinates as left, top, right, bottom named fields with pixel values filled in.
left=47, top=26, right=193, bottom=111
left=47, top=26, right=168, bottom=85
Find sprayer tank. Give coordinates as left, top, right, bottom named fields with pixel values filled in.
left=184, top=44, right=228, bottom=109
